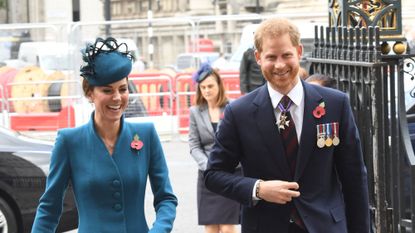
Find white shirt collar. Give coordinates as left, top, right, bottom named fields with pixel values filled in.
left=267, top=77, right=304, bottom=110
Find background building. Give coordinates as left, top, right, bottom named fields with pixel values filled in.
left=2, top=0, right=414, bottom=24
left=0, top=0, right=414, bottom=70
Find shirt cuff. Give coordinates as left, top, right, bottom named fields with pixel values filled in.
left=252, top=179, right=262, bottom=201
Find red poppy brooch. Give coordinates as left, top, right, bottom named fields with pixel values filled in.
left=313, top=102, right=326, bottom=119
left=130, top=134, right=144, bottom=151
left=220, top=111, right=225, bottom=120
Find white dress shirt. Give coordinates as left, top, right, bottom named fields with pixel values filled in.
left=253, top=77, right=305, bottom=200
left=267, top=77, right=305, bottom=142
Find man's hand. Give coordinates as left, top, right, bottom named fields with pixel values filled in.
left=258, top=180, right=300, bottom=204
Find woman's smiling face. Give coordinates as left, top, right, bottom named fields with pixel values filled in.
left=88, top=78, right=129, bottom=123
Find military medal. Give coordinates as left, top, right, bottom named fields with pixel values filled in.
left=316, top=124, right=325, bottom=148
left=277, top=97, right=293, bottom=130
left=332, top=122, right=340, bottom=146
left=332, top=136, right=340, bottom=146
left=317, top=136, right=326, bottom=148
left=277, top=113, right=290, bottom=130
left=325, top=123, right=333, bottom=147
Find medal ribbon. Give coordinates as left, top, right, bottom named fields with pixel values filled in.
left=278, top=98, right=293, bottom=113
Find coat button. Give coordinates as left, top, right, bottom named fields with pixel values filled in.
left=113, top=192, right=121, bottom=199
left=113, top=204, right=122, bottom=211
left=112, top=179, right=121, bottom=187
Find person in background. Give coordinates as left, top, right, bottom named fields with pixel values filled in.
left=239, top=47, right=265, bottom=94
left=189, top=63, right=241, bottom=233
left=298, top=67, right=309, bottom=80
left=204, top=18, right=369, bottom=233
left=305, top=73, right=336, bottom=88
left=31, top=37, right=177, bottom=233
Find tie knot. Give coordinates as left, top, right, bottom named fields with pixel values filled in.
left=280, top=96, right=292, bottom=109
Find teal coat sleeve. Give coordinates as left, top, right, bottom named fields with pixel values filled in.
left=147, top=124, right=178, bottom=233
left=31, top=131, right=71, bottom=232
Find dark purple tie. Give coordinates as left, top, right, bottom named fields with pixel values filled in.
left=279, top=95, right=298, bottom=176
left=279, top=96, right=306, bottom=230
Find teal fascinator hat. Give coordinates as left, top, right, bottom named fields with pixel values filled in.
left=80, top=37, right=135, bottom=86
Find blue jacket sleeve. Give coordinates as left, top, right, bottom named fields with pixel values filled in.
left=204, top=104, right=257, bottom=207
left=31, top=131, right=71, bottom=233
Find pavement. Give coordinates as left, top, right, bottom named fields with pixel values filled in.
left=64, top=139, right=209, bottom=233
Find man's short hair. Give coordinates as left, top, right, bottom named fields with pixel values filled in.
left=254, top=18, right=301, bottom=52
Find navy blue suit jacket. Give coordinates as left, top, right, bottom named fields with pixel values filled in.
left=204, top=81, right=369, bottom=233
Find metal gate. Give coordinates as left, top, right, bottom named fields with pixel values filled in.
left=307, top=24, right=415, bottom=233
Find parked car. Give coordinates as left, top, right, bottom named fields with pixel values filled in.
left=0, top=126, right=78, bottom=233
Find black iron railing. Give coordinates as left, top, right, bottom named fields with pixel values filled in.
left=307, top=25, right=415, bottom=233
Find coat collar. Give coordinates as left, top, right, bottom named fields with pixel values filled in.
left=295, top=81, right=323, bottom=180
left=88, top=112, right=125, bottom=134
left=253, top=85, right=291, bottom=180
left=198, top=104, right=226, bottom=137
left=87, top=112, right=126, bottom=154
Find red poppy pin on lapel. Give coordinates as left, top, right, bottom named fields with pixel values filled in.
left=313, top=102, right=326, bottom=119
left=220, top=111, right=225, bottom=120
left=131, top=134, right=144, bottom=151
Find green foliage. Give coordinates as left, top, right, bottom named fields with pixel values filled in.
left=0, top=0, right=5, bottom=9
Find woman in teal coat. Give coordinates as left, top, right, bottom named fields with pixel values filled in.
left=31, top=38, right=177, bottom=233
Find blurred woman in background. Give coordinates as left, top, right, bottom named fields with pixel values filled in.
left=189, top=63, right=240, bottom=233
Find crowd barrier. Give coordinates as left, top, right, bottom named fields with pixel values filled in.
left=0, top=67, right=18, bottom=112
left=0, top=84, right=5, bottom=112
left=9, top=105, right=75, bottom=131
left=128, top=73, right=174, bottom=117
left=0, top=67, right=82, bottom=131
left=0, top=68, right=241, bottom=135
left=175, top=73, right=196, bottom=135
left=0, top=84, right=7, bottom=127
left=218, top=71, right=242, bottom=100
left=174, top=71, right=242, bottom=135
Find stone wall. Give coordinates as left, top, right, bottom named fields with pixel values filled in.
left=0, top=9, right=6, bottom=23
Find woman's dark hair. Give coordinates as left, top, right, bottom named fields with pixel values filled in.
left=82, top=78, right=93, bottom=97
left=306, top=73, right=336, bottom=88
left=194, top=68, right=228, bottom=108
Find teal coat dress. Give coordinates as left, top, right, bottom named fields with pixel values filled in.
left=31, top=114, right=177, bottom=233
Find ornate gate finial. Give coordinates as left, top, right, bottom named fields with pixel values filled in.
left=329, top=0, right=403, bottom=43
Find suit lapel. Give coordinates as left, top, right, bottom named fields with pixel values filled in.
left=200, top=105, right=215, bottom=137
left=253, top=86, right=291, bottom=180
left=295, top=82, right=323, bottom=180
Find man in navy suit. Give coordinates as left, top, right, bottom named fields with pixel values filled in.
left=204, top=18, right=370, bottom=233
